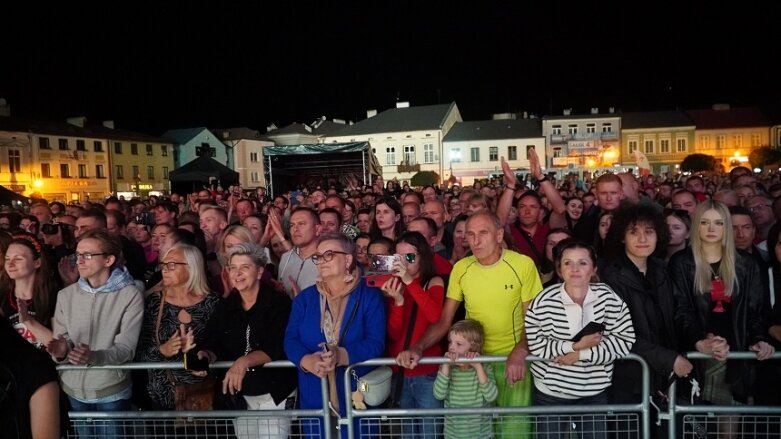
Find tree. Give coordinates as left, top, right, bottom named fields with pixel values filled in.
left=410, top=171, right=440, bottom=187
left=748, top=146, right=781, bottom=168
left=680, top=154, right=717, bottom=172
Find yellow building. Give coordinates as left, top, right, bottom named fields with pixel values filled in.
left=685, top=105, right=770, bottom=171
left=107, top=127, right=174, bottom=199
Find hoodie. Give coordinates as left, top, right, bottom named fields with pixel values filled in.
left=53, top=265, right=144, bottom=400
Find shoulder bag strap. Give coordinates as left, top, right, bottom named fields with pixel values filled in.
left=516, top=226, right=549, bottom=271
left=153, top=291, right=178, bottom=385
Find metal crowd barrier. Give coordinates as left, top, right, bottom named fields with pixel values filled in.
left=343, top=354, right=652, bottom=439
left=664, top=352, right=781, bottom=439
left=58, top=360, right=332, bottom=439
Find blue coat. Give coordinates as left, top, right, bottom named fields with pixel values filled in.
left=284, top=281, right=387, bottom=412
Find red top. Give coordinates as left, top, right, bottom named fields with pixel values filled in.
left=432, top=253, right=453, bottom=276
left=386, top=278, right=444, bottom=376
left=510, top=222, right=549, bottom=269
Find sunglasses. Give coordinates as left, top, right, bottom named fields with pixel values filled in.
left=402, top=253, right=417, bottom=263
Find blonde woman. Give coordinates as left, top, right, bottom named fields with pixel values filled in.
left=216, top=225, right=256, bottom=296
left=135, top=243, right=219, bottom=409
left=671, top=200, right=774, bottom=438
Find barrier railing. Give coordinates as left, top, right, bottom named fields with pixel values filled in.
left=664, top=352, right=781, bottom=439
left=56, top=352, right=781, bottom=438
left=343, top=354, right=652, bottom=439
left=58, top=360, right=332, bottom=439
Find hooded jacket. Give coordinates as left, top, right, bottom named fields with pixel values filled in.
left=669, top=248, right=767, bottom=402
left=601, top=254, right=680, bottom=396
left=52, top=266, right=144, bottom=400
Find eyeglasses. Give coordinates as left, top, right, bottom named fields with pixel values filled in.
left=311, top=250, right=349, bottom=265
left=748, top=204, right=771, bottom=213
left=402, top=253, right=418, bottom=263
left=75, top=252, right=107, bottom=260
left=158, top=261, right=188, bottom=271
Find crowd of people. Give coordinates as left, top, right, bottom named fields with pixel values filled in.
left=1, top=147, right=781, bottom=439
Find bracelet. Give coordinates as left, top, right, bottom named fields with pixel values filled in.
left=536, top=175, right=548, bottom=183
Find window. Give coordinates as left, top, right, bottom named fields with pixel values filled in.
left=8, top=150, right=20, bottom=173
left=163, top=166, right=169, bottom=179
left=568, top=124, right=578, bottom=134
left=78, top=164, right=87, bottom=178
left=644, top=140, right=654, bottom=154
left=59, top=138, right=69, bottom=150
left=424, top=144, right=434, bottom=163
left=508, top=145, right=518, bottom=161
left=552, top=125, right=562, bottom=135
left=751, top=133, right=761, bottom=147
left=116, top=165, right=124, bottom=179
left=146, top=144, right=153, bottom=156
left=131, top=143, right=138, bottom=155
left=700, top=136, right=710, bottom=149
left=733, top=135, right=742, bottom=149
left=602, top=123, right=613, bottom=133
left=489, top=146, right=499, bottom=161
left=132, top=165, right=139, bottom=179
left=386, top=147, right=396, bottom=165
left=403, top=145, right=415, bottom=164
left=450, top=148, right=461, bottom=163
left=41, top=163, right=51, bottom=178
left=114, top=142, right=123, bottom=154
left=96, top=165, right=105, bottom=178
left=39, top=137, right=50, bottom=149
left=250, top=152, right=259, bottom=162
left=660, top=139, right=670, bottom=153
left=553, top=147, right=562, bottom=158
left=60, top=164, right=70, bottom=178
left=93, top=141, right=103, bottom=152
left=251, top=171, right=259, bottom=182
left=470, top=147, right=480, bottom=162
left=161, top=145, right=168, bottom=156
left=677, top=138, right=687, bottom=152
left=147, top=166, right=155, bottom=179
left=76, top=139, right=86, bottom=151
left=628, top=141, right=638, bottom=154
left=716, top=135, right=726, bottom=149
left=586, top=123, right=596, bottom=133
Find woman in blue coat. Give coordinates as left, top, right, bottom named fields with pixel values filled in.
left=285, top=232, right=386, bottom=438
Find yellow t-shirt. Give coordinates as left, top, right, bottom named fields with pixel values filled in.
left=447, top=250, right=543, bottom=355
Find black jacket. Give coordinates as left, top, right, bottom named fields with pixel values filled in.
left=202, top=280, right=297, bottom=404
left=601, top=254, right=680, bottom=396
left=669, top=248, right=768, bottom=402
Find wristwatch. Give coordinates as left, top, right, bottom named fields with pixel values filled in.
left=535, top=174, right=548, bottom=184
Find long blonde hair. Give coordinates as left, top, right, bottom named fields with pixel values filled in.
left=690, top=200, right=737, bottom=296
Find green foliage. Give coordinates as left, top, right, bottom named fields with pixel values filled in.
left=748, top=146, right=781, bottom=168
left=680, top=153, right=717, bottom=172
left=410, top=171, right=440, bottom=187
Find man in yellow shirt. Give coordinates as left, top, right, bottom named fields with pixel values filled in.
left=397, top=210, right=543, bottom=437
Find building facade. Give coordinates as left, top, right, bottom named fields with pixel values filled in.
left=620, top=111, right=695, bottom=174
left=215, top=127, right=274, bottom=189
left=108, top=129, right=174, bottom=199
left=685, top=106, right=770, bottom=171
left=542, top=110, right=621, bottom=173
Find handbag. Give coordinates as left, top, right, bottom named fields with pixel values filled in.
left=154, top=292, right=216, bottom=418
left=354, top=366, right=393, bottom=407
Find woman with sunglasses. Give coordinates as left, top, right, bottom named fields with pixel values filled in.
left=284, top=233, right=386, bottom=438
left=135, top=243, right=219, bottom=410
left=381, top=231, right=445, bottom=438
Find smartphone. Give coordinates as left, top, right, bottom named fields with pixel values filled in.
left=370, top=254, right=398, bottom=273
left=571, top=321, right=606, bottom=342
left=365, top=273, right=393, bottom=288
left=184, top=351, right=210, bottom=372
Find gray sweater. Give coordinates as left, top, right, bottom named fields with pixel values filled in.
left=52, top=267, right=144, bottom=400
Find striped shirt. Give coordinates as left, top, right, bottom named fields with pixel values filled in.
left=526, top=282, right=635, bottom=399
left=433, top=365, right=499, bottom=439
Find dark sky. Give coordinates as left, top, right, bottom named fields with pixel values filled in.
left=2, top=3, right=778, bottom=135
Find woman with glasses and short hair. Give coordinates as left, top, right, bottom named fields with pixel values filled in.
left=191, top=242, right=296, bottom=439
left=47, top=229, right=144, bottom=439
left=135, top=243, right=219, bottom=410
left=381, top=231, right=445, bottom=438
left=284, top=233, right=386, bottom=438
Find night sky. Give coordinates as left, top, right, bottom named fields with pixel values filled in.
left=2, top=3, right=778, bottom=136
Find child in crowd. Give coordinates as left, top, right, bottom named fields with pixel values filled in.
left=433, top=319, right=498, bottom=439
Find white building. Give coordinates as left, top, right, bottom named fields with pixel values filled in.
left=442, top=118, right=545, bottom=186
left=542, top=108, right=621, bottom=173
left=214, top=127, right=274, bottom=189
left=324, top=102, right=462, bottom=184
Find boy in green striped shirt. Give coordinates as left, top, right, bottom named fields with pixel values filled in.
left=433, top=320, right=498, bottom=439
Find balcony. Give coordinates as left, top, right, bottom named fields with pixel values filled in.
left=601, top=132, right=618, bottom=140
left=397, top=162, right=420, bottom=173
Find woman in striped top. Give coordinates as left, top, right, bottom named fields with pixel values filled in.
left=526, top=240, right=635, bottom=439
